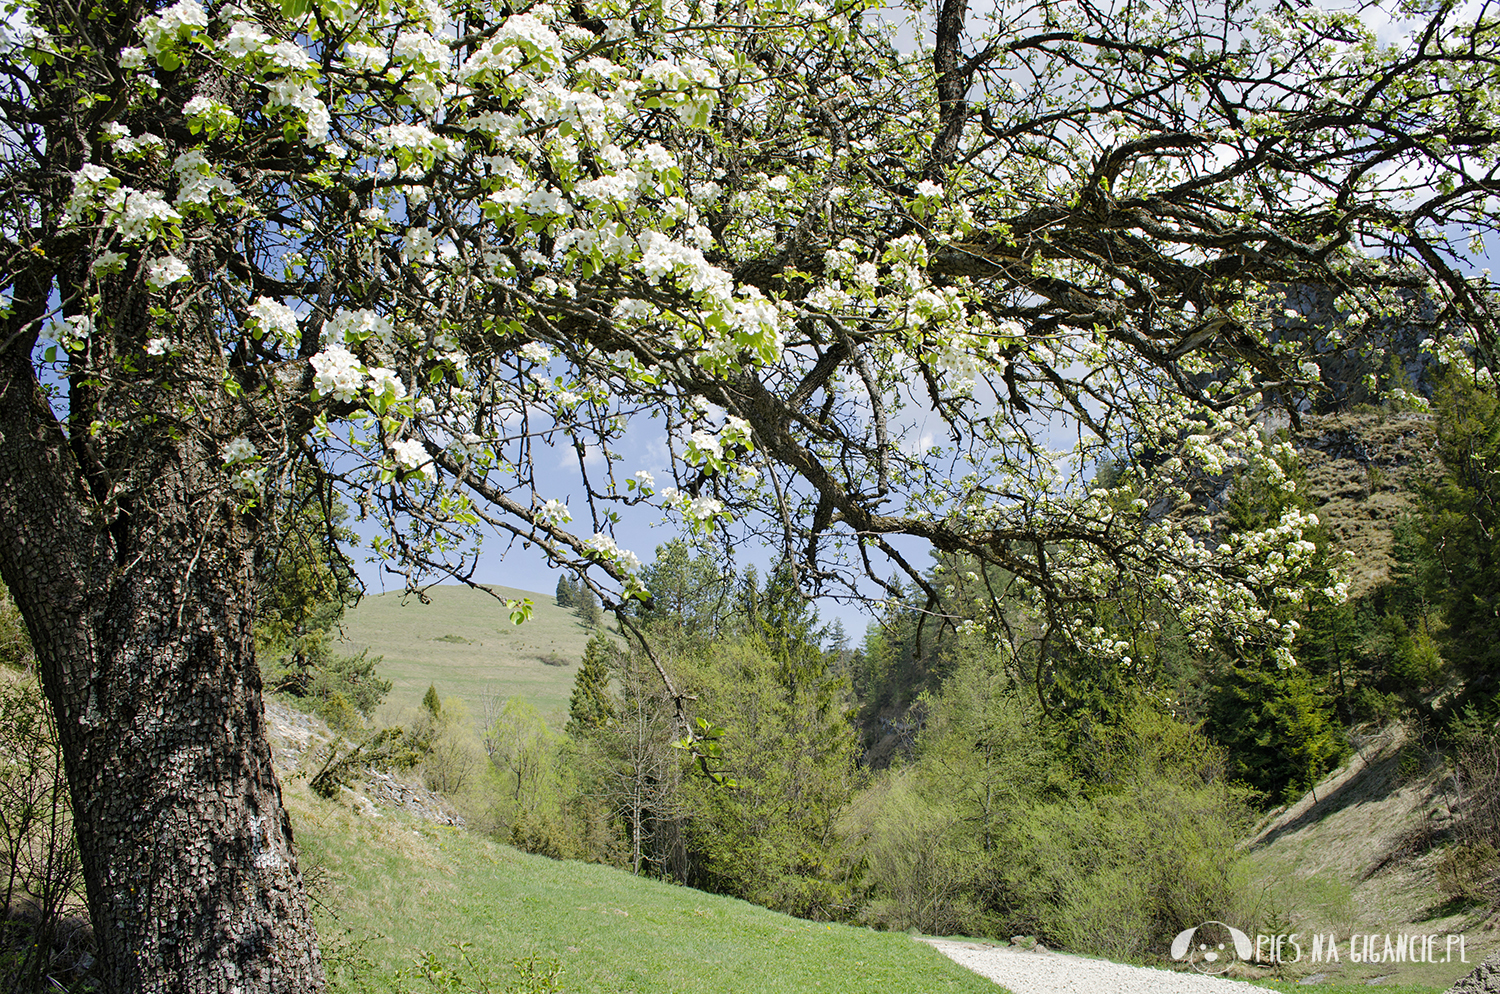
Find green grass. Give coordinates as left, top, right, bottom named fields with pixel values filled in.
left=337, top=584, right=606, bottom=728
left=292, top=783, right=1005, bottom=994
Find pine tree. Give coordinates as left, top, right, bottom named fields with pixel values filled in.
left=576, top=585, right=603, bottom=628
left=555, top=574, right=577, bottom=609
left=567, top=633, right=616, bottom=736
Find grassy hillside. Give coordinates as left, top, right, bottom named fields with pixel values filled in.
left=288, top=781, right=1004, bottom=994
left=1242, top=726, right=1493, bottom=991
left=336, top=584, right=602, bottom=728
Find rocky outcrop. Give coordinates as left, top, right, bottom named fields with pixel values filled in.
left=264, top=699, right=463, bottom=826
left=1293, top=411, right=1440, bottom=598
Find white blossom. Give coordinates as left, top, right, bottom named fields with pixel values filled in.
left=391, top=438, right=432, bottom=477
left=145, top=255, right=190, bottom=289
left=402, top=226, right=436, bottom=264
left=107, top=189, right=182, bottom=244
left=221, top=436, right=257, bottom=464
left=139, top=0, right=206, bottom=58
left=172, top=150, right=238, bottom=208
left=685, top=495, right=723, bottom=521
left=323, top=308, right=394, bottom=345
left=584, top=533, right=641, bottom=572
left=310, top=345, right=364, bottom=402
left=247, top=297, right=299, bottom=348
left=220, top=21, right=270, bottom=58
left=366, top=366, right=406, bottom=402
left=537, top=499, right=572, bottom=525
left=91, top=251, right=127, bottom=277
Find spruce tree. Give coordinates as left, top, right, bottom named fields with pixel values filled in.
left=576, top=585, right=603, bottom=628
left=555, top=574, right=577, bottom=609
left=568, top=633, right=616, bottom=736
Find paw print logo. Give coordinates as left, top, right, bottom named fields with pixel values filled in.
left=1170, top=921, right=1253, bottom=975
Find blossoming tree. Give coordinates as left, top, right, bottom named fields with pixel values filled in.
left=1, top=0, right=1497, bottom=988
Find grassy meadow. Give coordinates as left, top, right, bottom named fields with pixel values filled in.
left=290, top=782, right=1005, bottom=994
left=336, top=584, right=603, bottom=728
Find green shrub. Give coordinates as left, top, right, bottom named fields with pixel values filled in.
left=0, top=671, right=89, bottom=993
left=1433, top=842, right=1499, bottom=906
left=848, top=660, right=1262, bottom=962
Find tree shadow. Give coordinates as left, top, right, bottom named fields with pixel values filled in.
left=1247, top=744, right=1406, bottom=852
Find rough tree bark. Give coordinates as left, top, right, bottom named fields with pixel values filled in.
left=0, top=320, right=324, bottom=988
left=0, top=0, right=327, bottom=985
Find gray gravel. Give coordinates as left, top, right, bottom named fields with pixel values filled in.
left=920, top=938, right=1266, bottom=994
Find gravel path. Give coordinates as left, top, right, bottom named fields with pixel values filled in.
left=919, top=938, right=1267, bottom=994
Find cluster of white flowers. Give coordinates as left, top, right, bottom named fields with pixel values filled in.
left=323, top=308, right=395, bottom=345
left=344, top=41, right=389, bottom=72
left=221, top=436, right=257, bottom=465
left=1223, top=508, right=1326, bottom=608
left=584, top=533, right=641, bottom=572
left=220, top=20, right=271, bottom=58
left=402, top=226, right=436, bottom=264
left=310, top=345, right=364, bottom=402
left=64, top=165, right=113, bottom=228
left=90, top=250, right=126, bottom=278
left=519, top=341, right=552, bottom=364
left=367, top=366, right=406, bottom=403
left=265, top=79, right=330, bottom=145
left=247, top=297, right=299, bottom=349
left=374, top=124, right=447, bottom=160
left=684, top=415, right=753, bottom=469
left=458, top=14, right=564, bottom=82
left=446, top=432, right=489, bottom=463
left=107, top=189, right=182, bottom=244
left=536, top=499, right=572, bottom=525
left=640, top=57, right=719, bottom=127
left=230, top=465, right=267, bottom=495
left=172, top=150, right=238, bottom=211
left=111, top=130, right=167, bottom=159
left=390, top=438, right=432, bottom=477
left=265, top=38, right=315, bottom=72
left=145, top=255, right=190, bottom=289
left=657, top=487, right=730, bottom=528
left=521, top=84, right=618, bottom=142
left=139, top=0, right=206, bottom=59
left=1181, top=433, right=1239, bottom=477
left=219, top=435, right=265, bottom=494
left=684, top=495, right=723, bottom=521
left=182, top=96, right=238, bottom=135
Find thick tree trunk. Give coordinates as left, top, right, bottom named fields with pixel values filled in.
left=0, top=340, right=325, bottom=991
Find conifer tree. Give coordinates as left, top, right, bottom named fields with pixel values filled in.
left=567, top=633, right=616, bottom=736
left=576, top=585, right=603, bottom=628
left=5, top=0, right=1499, bottom=986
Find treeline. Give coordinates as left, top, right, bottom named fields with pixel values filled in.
left=438, top=371, right=1500, bottom=957
left=9, top=373, right=1500, bottom=984
left=412, top=540, right=1263, bottom=960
